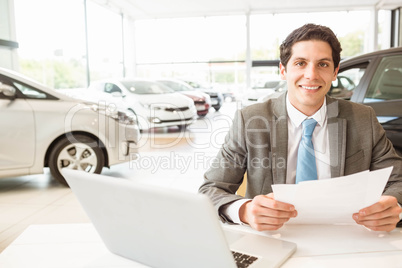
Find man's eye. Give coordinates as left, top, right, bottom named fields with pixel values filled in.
left=296, top=62, right=305, bottom=66
left=319, top=62, right=329, bottom=67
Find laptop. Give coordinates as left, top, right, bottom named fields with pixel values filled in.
left=62, top=169, right=297, bottom=268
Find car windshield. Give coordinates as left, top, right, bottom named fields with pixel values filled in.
left=122, top=81, right=174, bottom=94
left=158, top=80, right=192, bottom=92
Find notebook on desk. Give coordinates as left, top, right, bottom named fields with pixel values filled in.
left=62, top=169, right=296, bottom=268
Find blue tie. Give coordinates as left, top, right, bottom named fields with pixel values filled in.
left=296, top=118, right=318, bottom=184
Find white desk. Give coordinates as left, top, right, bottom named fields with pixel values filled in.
left=0, top=223, right=401, bottom=267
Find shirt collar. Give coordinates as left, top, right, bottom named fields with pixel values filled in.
left=286, top=93, right=327, bottom=128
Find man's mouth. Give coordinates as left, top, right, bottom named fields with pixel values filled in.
left=300, top=85, right=320, bottom=90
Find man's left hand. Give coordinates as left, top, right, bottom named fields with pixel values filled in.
left=353, top=195, right=401, bottom=232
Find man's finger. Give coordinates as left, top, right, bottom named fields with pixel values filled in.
left=256, top=194, right=296, bottom=212
left=358, top=195, right=399, bottom=217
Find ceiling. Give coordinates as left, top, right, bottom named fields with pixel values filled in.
left=91, top=0, right=402, bottom=20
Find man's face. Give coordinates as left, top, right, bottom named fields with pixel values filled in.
left=280, top=40, right=339, bottom=116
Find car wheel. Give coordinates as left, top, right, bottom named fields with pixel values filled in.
left=178, top=125, right=187, bottom=131
left=224, top=96, right=233, bottom=102
left=48, top=134, right=105, bottom=186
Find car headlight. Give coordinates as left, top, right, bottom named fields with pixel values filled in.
left=116, top=110, right=137, bottom=125
left=148, top=117, right=162, bottom=123
left=140, top=103, right=162, bottom=110
left=91, top=102, right=137, bottom=125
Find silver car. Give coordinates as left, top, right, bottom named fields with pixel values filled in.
left=88, top=79, right=197, bottom=131
left=0, top=67, right=140, bottom=186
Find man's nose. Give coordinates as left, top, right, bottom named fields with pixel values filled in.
left=304, top=64, right=319, bottom=80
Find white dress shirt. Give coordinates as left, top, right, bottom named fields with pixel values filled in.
left=223, top=94, right=332, bottom=223
left=286, top=95, right=331, bottom=183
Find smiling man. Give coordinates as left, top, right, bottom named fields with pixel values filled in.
left=199, top=24, right=402, bottom=232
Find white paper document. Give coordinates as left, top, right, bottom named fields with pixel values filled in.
left=272, top=166, right=393, bottom=225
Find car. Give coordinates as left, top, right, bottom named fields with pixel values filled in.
left=331, top=47, right=402, bottom=155
left=87, top=79, right=197, bottom=131
left=242, top=79, right=287, bottom=107
left=184, top=80, right=224, bottom=111
left=0, top=67, right=140, bottom=186
left=221, top=89, right=237, bottom=102
left=157, top=79, right=211, bottom=117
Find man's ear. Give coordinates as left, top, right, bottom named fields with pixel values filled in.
left=279, top=62, right=287, bottom=80
left=333, top=65, right=340, bottom=81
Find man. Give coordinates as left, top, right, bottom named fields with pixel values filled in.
left=199, top=23, right=402, bottom=232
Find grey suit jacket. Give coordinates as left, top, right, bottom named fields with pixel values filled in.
left=199, top=92, right=402, bottom=223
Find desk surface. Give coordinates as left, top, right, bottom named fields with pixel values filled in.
left=0, top=223, right=401, bottom=267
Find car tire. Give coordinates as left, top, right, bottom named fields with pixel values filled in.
left=48, top=134, right=105, bottom=186
left=224, top=96, right=233, bottom=102
left=178, top=125, right=187, bottom=131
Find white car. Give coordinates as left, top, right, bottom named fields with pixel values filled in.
left=0, top=67, right=140, bottom=186
left=87, top=79, right=197, bottom=130
left=241, top=80, right=287, bottom=107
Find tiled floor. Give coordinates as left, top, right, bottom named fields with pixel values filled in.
left=0, top=102, right=237, bottom=253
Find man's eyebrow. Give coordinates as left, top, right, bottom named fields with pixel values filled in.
left=292, top=57, right=333, bottom=62
left=291, top=57, right=307, bottom=61
left=319, top=57, right=334, bottom=62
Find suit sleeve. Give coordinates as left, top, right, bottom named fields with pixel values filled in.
left=198, top=109, right=248, bottom=222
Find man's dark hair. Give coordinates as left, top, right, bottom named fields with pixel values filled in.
left=279, top=23, right=342, bottom=70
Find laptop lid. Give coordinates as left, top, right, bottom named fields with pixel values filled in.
left=62, top=169, right=296, bottom=268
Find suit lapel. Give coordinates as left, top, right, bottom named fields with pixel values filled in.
left=271, top=93, right=288, bottom=184
left=326, top=96, right=346, bottom=177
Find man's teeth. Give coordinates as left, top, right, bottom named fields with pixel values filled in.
left=302, top=86, right=320, bottom=90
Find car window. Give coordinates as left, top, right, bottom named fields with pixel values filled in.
left=13, top=81, right=49, bottom=99
left=159, top=80, right=192, bottom=92
left=364, top=55, right=402, bottom=103
left=264, top=81, right=281, bottom=88
left=122, top=81, right=174, bottom=94
left=329, top=65, right=367, bottom=100
left=0, top=76, right=52, bottom=100
left=252, top=79, right=281, bottom=89
left=338, top=76, right=355, bottom=90
left=104, top=83, right=122, bottom=94
left=186, top=81, right=200, bottom=88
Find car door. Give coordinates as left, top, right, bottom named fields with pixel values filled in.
left=360, top=54, right=402, bottom=152
left=0, top=75, right=35, bottom=172
left=336, top=53, right=402, bottom=154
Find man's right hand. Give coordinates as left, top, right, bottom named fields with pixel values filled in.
left=239, top=193, right=297, bottom=231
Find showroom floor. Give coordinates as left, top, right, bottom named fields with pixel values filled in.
left=0, top=102, right=238, bottom=253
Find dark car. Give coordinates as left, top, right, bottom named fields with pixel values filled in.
left=328, top=47, right=402, bottom=155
